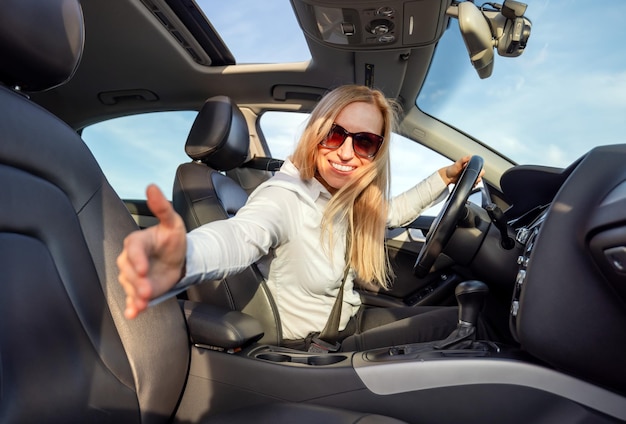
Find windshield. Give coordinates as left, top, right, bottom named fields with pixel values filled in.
left=418, top=1, right=626, bottom=168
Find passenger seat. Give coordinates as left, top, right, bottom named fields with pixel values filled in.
left=172, top=96, right=282, bottom=345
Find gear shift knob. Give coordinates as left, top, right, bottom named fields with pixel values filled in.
left=434, top=280, right=489, bottom=350
left=456, top=280, right=489, bottom=326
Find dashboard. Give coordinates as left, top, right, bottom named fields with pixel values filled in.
left=509, top=205, right=548, bottom=341
left=503, top=145, right=626, bottom=393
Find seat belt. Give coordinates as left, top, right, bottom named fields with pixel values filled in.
left=241, top=156, right=284, bottom=172
left=308, top=237, right=351, bottom=353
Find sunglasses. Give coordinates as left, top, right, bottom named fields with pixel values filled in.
left=320, top=123, right=384, bottom=158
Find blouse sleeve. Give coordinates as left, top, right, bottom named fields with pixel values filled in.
left=387, top=171, right=449, bottom=228
left=148, top=184, right=301, bottom=306
left=185, top=184, right=298, bottom=278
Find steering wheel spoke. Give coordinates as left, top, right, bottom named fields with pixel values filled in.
left=413, top=156, right=484, bottom=277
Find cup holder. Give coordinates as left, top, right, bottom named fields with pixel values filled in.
left=256, top=353, right=292, bottom=363
left=307, top=355, right=346, bottom=366
left=255, top=350, right=348, bottom=366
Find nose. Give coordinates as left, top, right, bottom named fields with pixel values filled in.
left=336, top=136, right=355, bottom=160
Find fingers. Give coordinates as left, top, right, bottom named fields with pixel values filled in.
left=117, top=235, right=153, bottom=319
left=442, top=155, right=485, bottom=186
left=122, top=230, right=149, bottom=278
left=443, top=158, right=465, bottom=184
left=117, top=203, right=162, bottom=319
left=475, top=168, right=485, bottom=186
left=118, top=265, right=151, bottom=319
left=123, top=291, right=148, bottom=319
left=117, top=249, right=142, bottom=319
left=116, top=184, right=186, bottom=319
left=122, top=288, right=146, bottom=319
left=458, top=155, right=471, bottom=169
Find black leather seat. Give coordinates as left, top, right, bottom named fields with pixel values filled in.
left=173, top=97, right=282, bottom=345
left=0, top=0, right=406, bottom=423
left=174, top=95, right=251, bottom=229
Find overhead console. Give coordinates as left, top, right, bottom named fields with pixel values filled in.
left=290, top=0, right=451, bottom=49
left=290, top=0, right=532, bottom=80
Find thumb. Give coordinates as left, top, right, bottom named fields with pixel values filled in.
left=145, top=184, right=179, bottom=230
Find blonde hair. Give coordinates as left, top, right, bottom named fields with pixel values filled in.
left=291, top=85, right=399, bottom=289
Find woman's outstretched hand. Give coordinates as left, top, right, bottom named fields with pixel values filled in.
left=117, top=184, right=187, bottom=319
left=439, top=155, right=484, bottom=186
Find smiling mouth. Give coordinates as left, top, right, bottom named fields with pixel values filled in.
left=331, top=162, right=355, bottom=172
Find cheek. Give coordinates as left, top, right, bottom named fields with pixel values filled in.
left=315, top=147, right=329, bottom=170
left=315, top=149, right=342, bottom=188
left=316, top=153, right=329, bottom=179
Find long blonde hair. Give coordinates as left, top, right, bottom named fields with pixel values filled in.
left=291, top=85, right=398, bottom=289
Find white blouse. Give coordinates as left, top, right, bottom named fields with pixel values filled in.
left=176, top=159, right=448, bottom=340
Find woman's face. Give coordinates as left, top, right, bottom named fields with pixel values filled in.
left=316, top=101, right=383, bottom=194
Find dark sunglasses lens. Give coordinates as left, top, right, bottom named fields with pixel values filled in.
left=325, top=126, right=346, bottom=148
left=353, top=134, right=380, bottom=157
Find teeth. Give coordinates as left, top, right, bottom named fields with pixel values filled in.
left=331, top=162, right=355, bottom=172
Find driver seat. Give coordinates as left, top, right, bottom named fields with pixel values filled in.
left=0, top=0, right=406, bottom=422
left=172, top=96, right=282, bottom=345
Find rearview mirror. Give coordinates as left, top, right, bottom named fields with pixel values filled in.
left=448, top=0, right=532, bottom=79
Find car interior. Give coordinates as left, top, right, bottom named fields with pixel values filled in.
left=2, top=0, right=626, bottom=423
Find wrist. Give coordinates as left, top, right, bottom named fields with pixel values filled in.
left=438, top=167, right=451, bottom=186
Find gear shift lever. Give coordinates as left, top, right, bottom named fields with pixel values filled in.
left=434, top=280, right=489, bottom=350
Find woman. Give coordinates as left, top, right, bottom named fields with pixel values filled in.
left=117, top=85, right=480, bottom=351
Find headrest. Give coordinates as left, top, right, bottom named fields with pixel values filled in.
left=185, top=96, right=250, bottom=172
left=0, top=0, right=84, bottom=92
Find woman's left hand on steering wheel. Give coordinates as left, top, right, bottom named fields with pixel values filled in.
left=439, top=155, right=484, bottom=187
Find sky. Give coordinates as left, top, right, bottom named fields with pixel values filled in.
left=418, top=0, right=626, bottom=167
left=203, top=0, right=626, bottom=168
left=84, top=0, right=626, bottom=200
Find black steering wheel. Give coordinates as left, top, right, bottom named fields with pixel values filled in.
left=413, top=155, right=484, bottom=278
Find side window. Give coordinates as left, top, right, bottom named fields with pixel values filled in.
left=388, top=134, right=452, bottom=216
left=82, top=111, right=196, bottom=200
left=260, top=111, right=453, bottom=217
left=259, top=111, right=309, bottom=160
